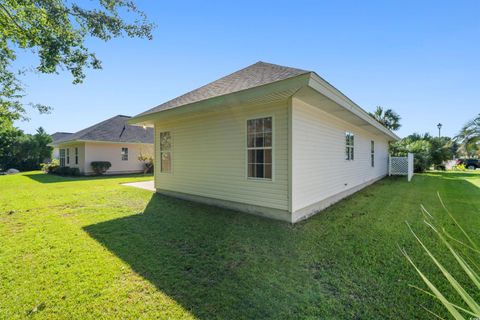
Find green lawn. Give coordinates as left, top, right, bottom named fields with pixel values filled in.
left=0, top=171, right=479, bottom=319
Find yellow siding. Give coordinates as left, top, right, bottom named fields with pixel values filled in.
left=291, top=98, right=390, bottom=212
left=154, top=101, right=289, bottom=210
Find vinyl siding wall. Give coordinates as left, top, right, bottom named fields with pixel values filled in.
left=154, top=101, right=289, bottom=211
left=84, top=142, right=153, bottom=175
left=291, top=98, right=389, bottom=212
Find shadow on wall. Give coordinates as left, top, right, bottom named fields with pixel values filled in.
left=23, top=172, right=153, bottom=184
left=83, top=193, right=309, bottom=319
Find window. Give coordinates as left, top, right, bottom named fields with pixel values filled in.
left=75, top=147, right=79, bottom=165
left=371, top=140, right=375, bottom=167
left=160, top=132, right=172, bottom=173
left=247, top=117, right=272, bottom=179
left=121, top=147, right=128, bottom=161
left=345, top=132, right=354, bottom=160
left=66, top=148, right=70, bottom=164
left=59, top=149, right=65, bottom=167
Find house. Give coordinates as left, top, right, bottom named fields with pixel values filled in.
left=50, top=132, right=73, bottom=160
left=129, top=62, right=400, bottom=222
left=50, top=115, right=154, bottom=175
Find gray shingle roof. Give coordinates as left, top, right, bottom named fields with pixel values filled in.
left=137, top=61, right=310, bottom=116
left=54, top=115, right=153, bottom=144
left=51, top=132, right=72, bottom=144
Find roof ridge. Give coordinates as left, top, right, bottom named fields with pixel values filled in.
left=254, top=61, right=310, bottom=73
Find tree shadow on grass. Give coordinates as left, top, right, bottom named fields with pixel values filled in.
left=83, top=194, right=315, bottom=319
left=23, top=172, right=152, bottom=184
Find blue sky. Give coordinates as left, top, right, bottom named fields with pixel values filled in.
left=15, top=0, right=480, bottom=138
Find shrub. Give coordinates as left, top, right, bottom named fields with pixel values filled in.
left=90, top=161, right=111, bottom=175
left=138, top=153, right=154, bottom=174
left=41, top=159, right=60, bottom=173
left=53, top=166, right=80, bottom=176
left=453, top=163, right=466, bottom=171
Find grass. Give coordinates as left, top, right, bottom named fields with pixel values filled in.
left=0, top=171, right=479, bottom=319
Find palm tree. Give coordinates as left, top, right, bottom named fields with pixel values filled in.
left=369, top=106, right=401, bottom=131
left=455, top=114, right=480, bottom=158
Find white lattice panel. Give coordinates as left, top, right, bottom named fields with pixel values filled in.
left=389, top=156, right=408, bottom=175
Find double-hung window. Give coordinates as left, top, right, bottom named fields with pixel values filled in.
left=121, top=147, right=128, bottom=161
left=371, top=140, right=375, bottom=167
left=247, top=117, right=272, bottom=179
left=345, top=132, right=354, bottom=160
left=66, top=148, right=70, bottom=164
left=160, top=131, right=172, bottom=173
left=59, top=149, right=65, bottom=167
left=75, top=147, right=79, bottom=165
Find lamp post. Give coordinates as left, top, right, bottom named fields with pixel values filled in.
left=437, top=123, right=442, bottom=138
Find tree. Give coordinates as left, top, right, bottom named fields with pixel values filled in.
left=390, top=133, right=454, bottom=172
left=369, top=106, right=402, bottom=131
left=33, top=127, right=53, bottom=163
left=0, top=126, right=52, bottom=171
left=0, top=122, right=22, bottom=170
left=455, top=114, right=480, bottom=158
left=0, top=0, right=154, bottom=122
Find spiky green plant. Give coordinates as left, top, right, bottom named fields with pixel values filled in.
left=401, top=193, right=480, bottom=319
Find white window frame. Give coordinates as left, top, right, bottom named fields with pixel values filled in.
left=121, top=147, right=128, bottom=161
left=345, top=132, right=354, bottom=161
left=159, top=131, right=172, bottom=173
left=59, top=149, right=65, bottom=167
left=66, top=148, right=70, bottom=164
left=371, top=140, right=375, bottom=167
left=75, top=147, right=79, bottom=165
left=246, top=116, right=274, bottom=181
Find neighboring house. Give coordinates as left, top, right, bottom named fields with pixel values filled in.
left=129, top=62, right=400, bottom=222
left=50, top=115, right=154, bottom=175
left=50, top=132, right=73, bottom=160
